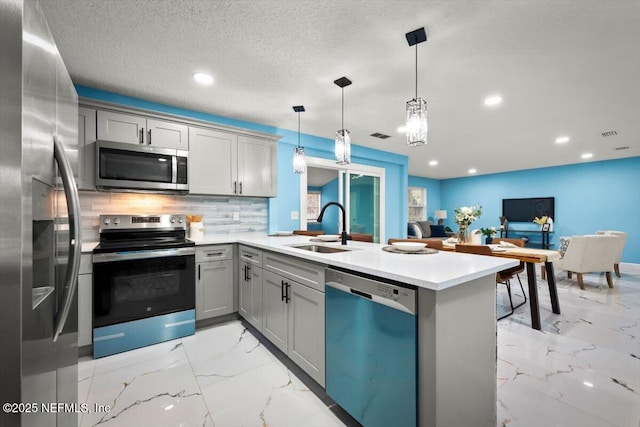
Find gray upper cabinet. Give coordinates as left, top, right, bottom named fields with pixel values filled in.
left=237, top=135, right=277, bottom=197
left=97, top=110, right=188, bottom=150
left=189, top=127, right=237, bottom=195
left=77, top=106, right=97, bottom=190
left=189, top=127, right=277, bottom=197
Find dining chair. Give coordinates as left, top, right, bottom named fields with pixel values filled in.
left=292, top=230, right=325, bottom=236
left=349, top=233, right=374, bottom=242
left=388, top=238, right=443, bottom=250
left=455, top=244, right=526, bottom=320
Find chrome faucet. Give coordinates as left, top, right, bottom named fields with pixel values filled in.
left=317, top=202, right=348, bottom=245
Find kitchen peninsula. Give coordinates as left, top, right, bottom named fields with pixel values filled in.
left=195, top=234, right=518, bottom=427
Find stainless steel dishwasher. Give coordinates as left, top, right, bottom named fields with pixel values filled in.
left=325, top=268, right=417, bottom=427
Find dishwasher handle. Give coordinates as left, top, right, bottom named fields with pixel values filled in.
left=326, top=281, right=416, bottom=315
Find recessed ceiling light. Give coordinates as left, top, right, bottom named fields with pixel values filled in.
left=581, top=153, right=593, bottom=159
left=484, top=95, right=503, bottom=106
left=468, top=168, right=477, bottom=174
left=429, top=160, right=438, bottom=166
left=397, top=126, right=407, bottom=133
left=193, top=72, right=213, bottom=85
left=555, top=136, right=570, bottom=144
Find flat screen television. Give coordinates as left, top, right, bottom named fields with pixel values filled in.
left=502, top=197, right=555, bottom=223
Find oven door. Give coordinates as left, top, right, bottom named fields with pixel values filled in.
left=92, top=247, right=195, bottom=328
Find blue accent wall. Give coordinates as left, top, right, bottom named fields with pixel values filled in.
left=77, top=85, right=408, bottom=239
left=436, top=157, right=640, bottom=263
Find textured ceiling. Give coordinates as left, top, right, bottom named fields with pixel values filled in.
left=41, top=0, right=640, bottom=178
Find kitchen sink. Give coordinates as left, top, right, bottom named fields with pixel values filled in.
left=289, top=244, right=353, bottom=254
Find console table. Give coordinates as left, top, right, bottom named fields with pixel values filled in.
left=501, top=229, right=553, bottom=249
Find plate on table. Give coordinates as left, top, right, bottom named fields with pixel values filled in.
left=317, top=234, right=340, bottom=242
left=275, top=231, right=293, bottom=236
left=491, top=247, right=507, bottom=252
left=391, top=242, right=427, bottom=252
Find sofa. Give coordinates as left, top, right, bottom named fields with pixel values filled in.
left=408, top=221, right=455, bottom=245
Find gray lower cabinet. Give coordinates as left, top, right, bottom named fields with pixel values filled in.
left=78, top=253, right=93, bottom=347
left=196, top=245, right=234, bottom=320
left=262, top=252, right=326, bottom=386
left=238, top=245, right=264, bottom=331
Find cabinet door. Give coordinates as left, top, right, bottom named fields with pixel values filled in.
left=97, top=110, right=146, bottom=145
left=288, top=282, right=325, bottom=386
left=77, top=273, right=92, bottom=347
left=147, top=118, right=188, bottom=150
left=189, top=127, right=238, bottom=195
left=196, top=260, right=233, bottom=320
left=262, top=270, right=288, bottom=353
left=77, top=107, right=97, bottom=190
left=237, top=135, right=277, bottom=197
left=238, top=260, right=251, bottom=320
left=249, top=265, right=263, bottom=332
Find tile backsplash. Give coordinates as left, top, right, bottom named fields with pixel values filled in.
left=77, top=191, right=268, bottom=242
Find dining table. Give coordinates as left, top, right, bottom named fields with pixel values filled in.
left=441, top=243, right=562, bottom=330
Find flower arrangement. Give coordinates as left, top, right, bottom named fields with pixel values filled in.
left=480, top=227, right=496, bottom=237
left=454, top=205, right=482, bottom=227
left=454, top=205, right=482, bottom=243
left=533, top=216, right=548, bottom=225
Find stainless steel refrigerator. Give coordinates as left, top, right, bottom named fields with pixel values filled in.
left=1, top=0, right=81, bottom=426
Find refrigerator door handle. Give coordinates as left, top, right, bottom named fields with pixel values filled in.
left=53, top=135, right=82, bottom=342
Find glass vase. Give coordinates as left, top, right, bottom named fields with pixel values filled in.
left=457, top=226, right=469, bottom=244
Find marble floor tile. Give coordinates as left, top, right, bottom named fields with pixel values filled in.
left=77, top=265, right=640, bottom=426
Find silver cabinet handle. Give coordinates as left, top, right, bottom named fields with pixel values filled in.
left=206, top=252, right=223, bottom=257
left=148, top=129, right=152, bottom=145
left=139, top=128, right=144, bottom=144
left=53, top=136, right=82, bottom=342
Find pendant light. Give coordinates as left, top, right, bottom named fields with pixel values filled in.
left=334, top=76, right=352, bottom=165
left=292, top=105, right=306, bottom=174
left=405, top=27, right=428, bottom=146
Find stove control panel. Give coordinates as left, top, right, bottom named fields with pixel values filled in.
left=99, top=214, right=187, bottom=232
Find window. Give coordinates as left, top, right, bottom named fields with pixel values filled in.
left=408, top=187, right=426, bottom=222
left=307, top=191, right=321, bottom=221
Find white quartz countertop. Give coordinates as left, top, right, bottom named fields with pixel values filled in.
left=235, top=235, right=518, bottom=291
left=84, top=234, right=519, bottom=290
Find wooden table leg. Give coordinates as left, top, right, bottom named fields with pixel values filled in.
left=545, top=261, right=561, bottom=314
left=526, top=262, right=541, bottom=330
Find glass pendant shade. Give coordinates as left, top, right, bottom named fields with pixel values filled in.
left=335, top=129, right=351, bottom=164
left=406, top=97, right=428, bottom=146
left=293, top=146, right=306, bottom=174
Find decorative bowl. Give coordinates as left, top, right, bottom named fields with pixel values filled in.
left=317, top=234, right=340, bottom=242
left=391, top=242, right=427, bottom=252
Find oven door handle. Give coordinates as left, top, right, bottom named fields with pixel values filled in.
left=93, top=247, right=195, bottom=263
left=53, top=135, right=82, bottom=342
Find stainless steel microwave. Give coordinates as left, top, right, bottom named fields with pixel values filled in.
left=95, top=140, right=189, bottom=194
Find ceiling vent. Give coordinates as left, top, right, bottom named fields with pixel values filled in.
left=370, top=132, right=391, bottom=139
left=601, top=130, right=618, bottom=137
left=614, top=146, right=629, bottom=151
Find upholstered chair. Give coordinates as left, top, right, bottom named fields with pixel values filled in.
left=553, top=235, right=619, bottom=289
left=596, top=230, right=627, bottom=277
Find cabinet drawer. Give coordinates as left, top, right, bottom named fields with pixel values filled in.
left=239, top=245, right=263, bottom=267
left=263, top=251, right=325, bottom=293
left=79, top=254, right=93, bottom=275
left=196, top=244, right=233, bottom=262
